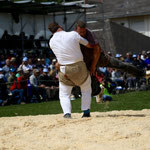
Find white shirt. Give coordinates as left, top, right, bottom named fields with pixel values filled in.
left=22, top=64, right=30, bottom=72
left=49, top=31, right=88, bottom=65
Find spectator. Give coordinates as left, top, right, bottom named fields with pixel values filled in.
left=19, top=57, right=31, bottom=72
left=49, top=59, right=58, bottom=83
left=8, top=68, right=24, bottom=104
left=41, top=58, right=48, bottom=68
left=0, top=68, right=8, bottom=103
left=28, top=58, right=34, bottom=71
left=0, top=54, right=6, bottom=67
left=144, top=51, right=150, bottom=70
left=16, top=67, right=23, bottom=78
left=96, top=78, right=113, bottom=103
left=39, top=68, right=59, bottom=100
left=124, top=52, right=133, bottom=64
left=2, top=59, right=10, bottom=80
left=141, top=50, right=147, bottom=61
left=29, top=69, right=46, bottom=102
left=16, top=70, right=30, bottom=103
left=10, top=57, right=18, bottom=69
left=49, top=58, right=56, bottom=70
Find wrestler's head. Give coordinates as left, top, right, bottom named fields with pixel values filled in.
left=48, top=22, right=62, bottom=33
left=75, top=20, right=86, bottom=37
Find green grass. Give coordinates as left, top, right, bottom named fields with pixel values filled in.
left=0, top=90, right=150, bottom=117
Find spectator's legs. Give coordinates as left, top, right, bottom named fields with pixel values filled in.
left=103, top=95, right=112, bottom=102
left=31, top=86, right=41, bottom=102
left=17, top=89, right=24, bottom=104
left=11, top=89, right=24, bottom=104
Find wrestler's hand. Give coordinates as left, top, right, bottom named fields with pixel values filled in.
left=86, top=43, right=94, bottom=49
left=90, top=64, right=96, bottom=76
left=55, top=62, right=60, bottom=71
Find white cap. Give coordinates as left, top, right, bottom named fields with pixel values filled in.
left=52, top=58, right=56, bottom=62
left=133, top=54, right=137, bottom=58
left=0, top=68, right=3, bottom=72
left=43, top=68, right=48, bottom=73
left=115, top=54, right=121, bottom=58
left=22, top=57, right=28, bottom=62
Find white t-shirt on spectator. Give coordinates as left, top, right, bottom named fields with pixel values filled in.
left=49, top=31, right=88, bottom=65
left=22, top=64, right=30, bottom=72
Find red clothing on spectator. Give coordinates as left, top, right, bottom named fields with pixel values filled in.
left=17, top=76, right=28, bottom=89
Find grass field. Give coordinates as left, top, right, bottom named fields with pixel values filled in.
left=0, top=90, right=150, bottom=117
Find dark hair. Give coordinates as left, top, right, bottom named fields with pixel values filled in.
left=48, top=22, right=60, bottom=33
left=75, top=20, right=86, bottom=28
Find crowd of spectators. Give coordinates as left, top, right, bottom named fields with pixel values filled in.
left=0, top=29, right=150, bottom=106
left=96, top=51, right=150, bottom=95
left=0, top=49, right=59, bottom=106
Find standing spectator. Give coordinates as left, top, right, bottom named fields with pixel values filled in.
left=1, top=30, right=11, bottom=49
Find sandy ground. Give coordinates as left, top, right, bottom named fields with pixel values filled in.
left=0, top=109, right=150, bottom=150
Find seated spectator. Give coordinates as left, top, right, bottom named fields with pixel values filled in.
left=0, top=68, right=7, bottom=82
left=10, top=57, right=18, bottom=69
left=141, top=51, right=147, bottom=61
left=0, top=54, right=6, bottom=67
left=19, top=57, right=32, bottom=73
left=124, top=52, right=133, bottom=64
left=144, top=51, right=150, bottom=70
left=0, top=68, right=8, bottom=104
left=2, top=59, right=10, bottom=80
left=44, top=53, right=51, bottom=66
left=49, top=58, right=56, bottom=70
left=41, top=58, right=49, bottom=68
left=137, top=54, right=146, bottom=69
left=7, top=68, right=24, bottom=105
left=49, top=59, right=59, bottom=86
left=39, top=68, right=59, bottom=100
left=111, top=69, right=125, bottom=88
left=28, top=58, right=34, bottom=71
left=35, top=58, right=43, bottom=70
left=96, top=78, right=113, bottom=103
left=29, top=69, right=46, bottom=102
left=16, top=67, right=23, bottom=78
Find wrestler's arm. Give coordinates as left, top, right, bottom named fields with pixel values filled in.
left=90, top=44, right=101, bottom=75
left=78, top=33, right=94, bottom=48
